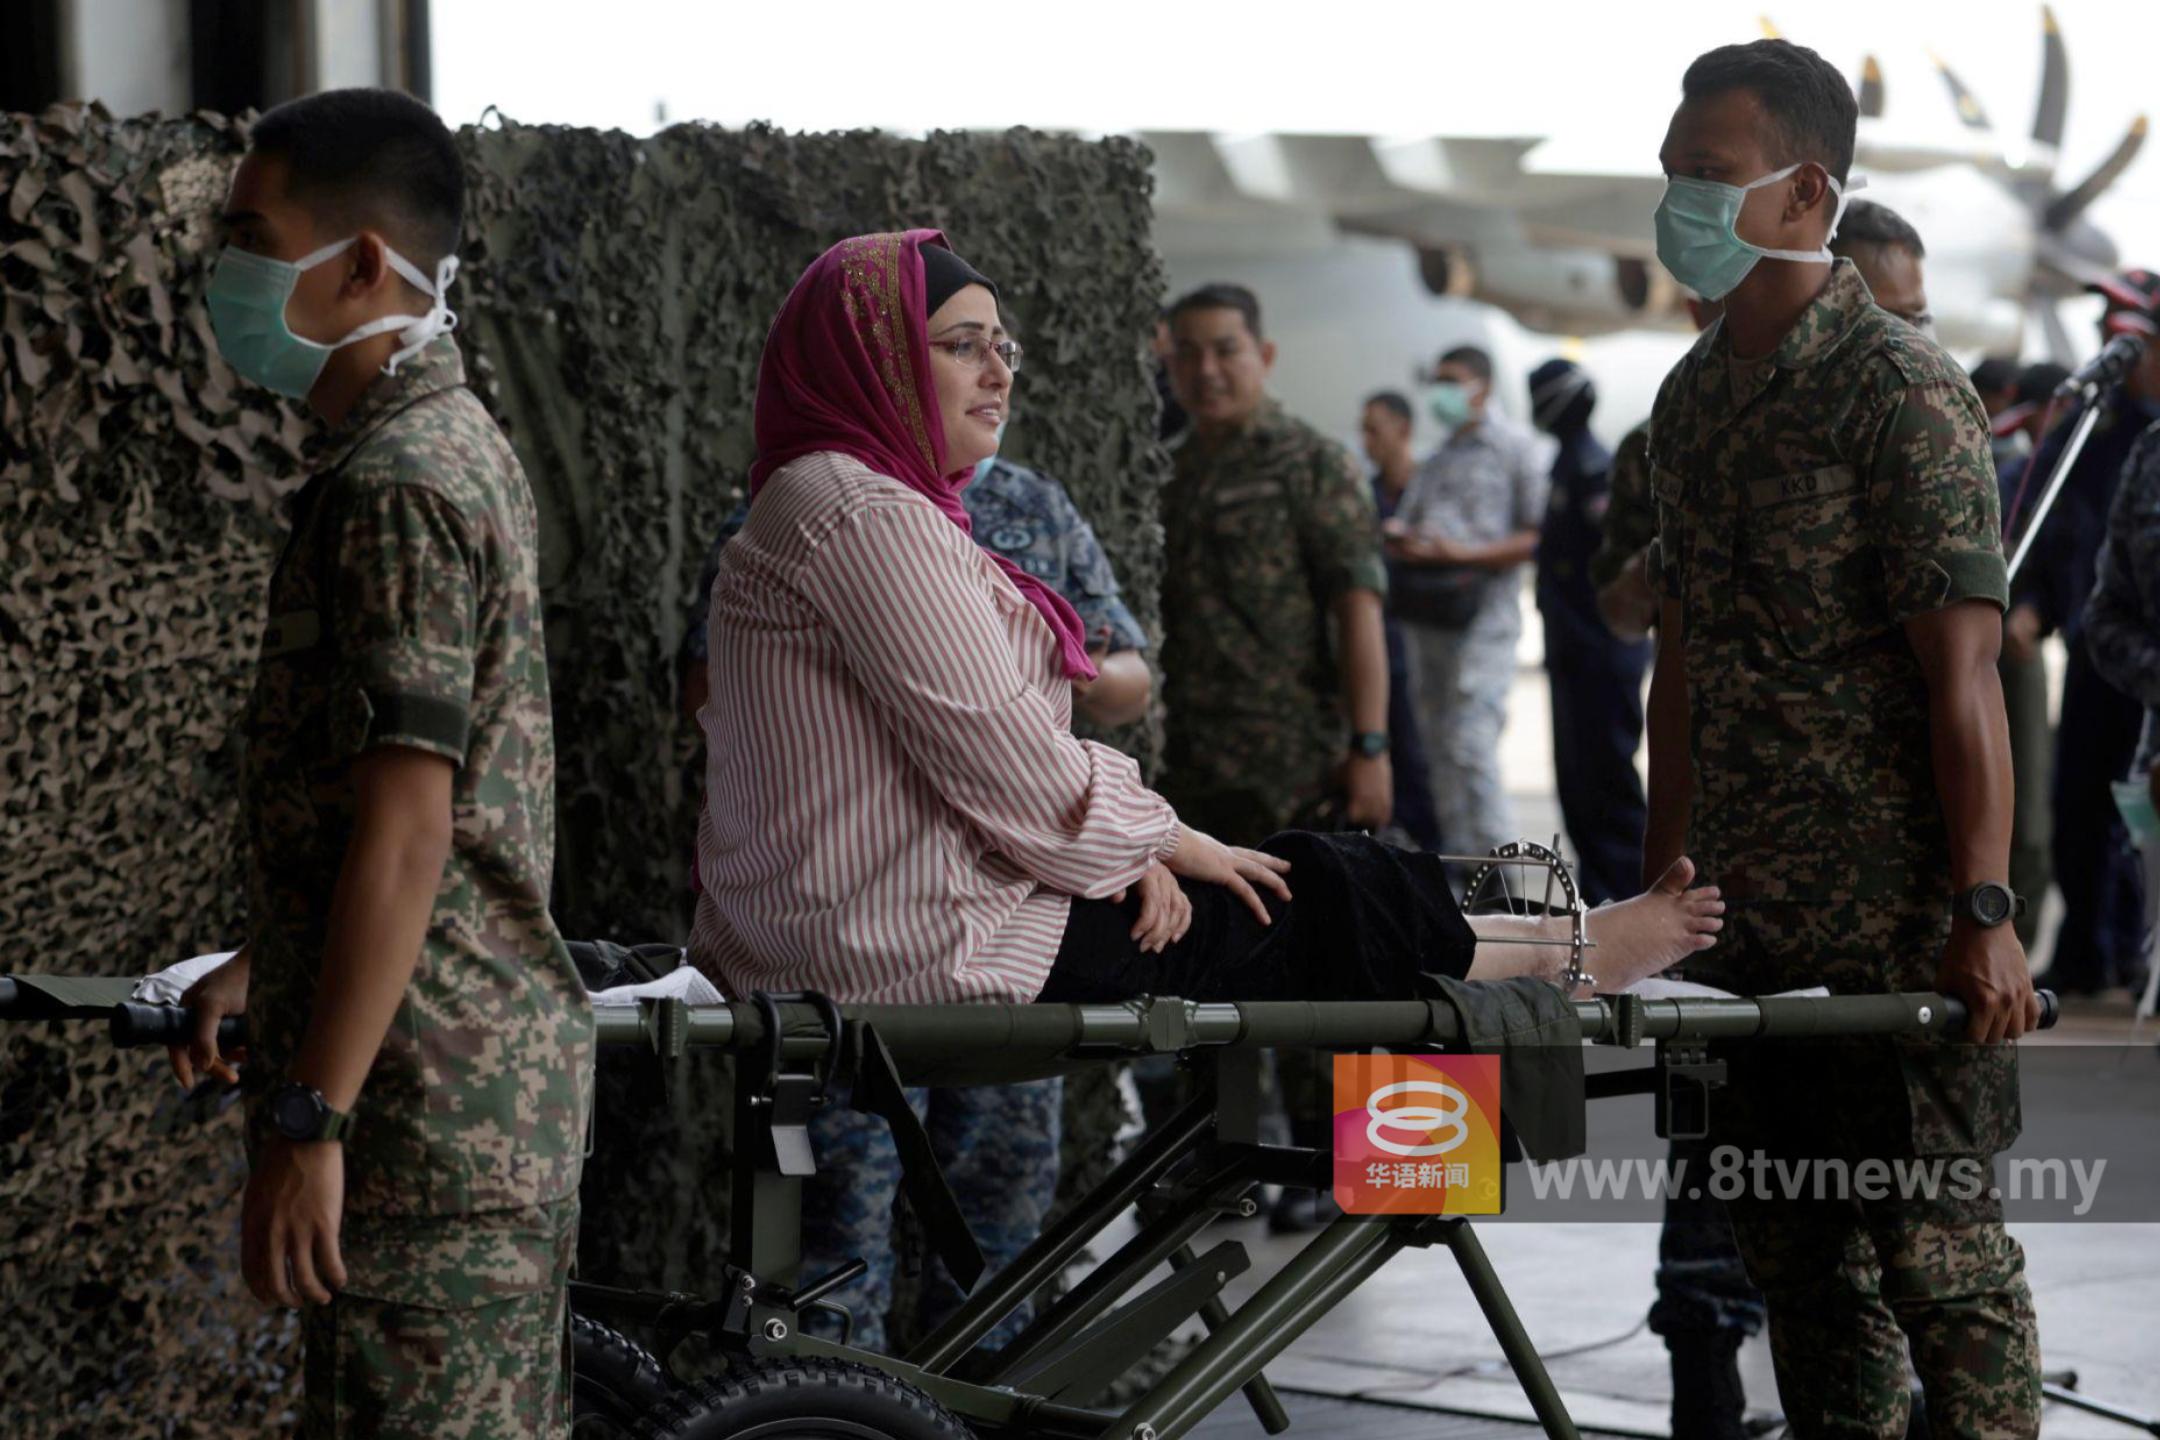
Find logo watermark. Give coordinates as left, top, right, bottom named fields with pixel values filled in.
left=1333, top=1054, right=1501, bottom=1214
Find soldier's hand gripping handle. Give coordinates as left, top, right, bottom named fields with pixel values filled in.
left=167, top=946, right=251, bottom=1088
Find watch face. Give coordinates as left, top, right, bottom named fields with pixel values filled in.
left=1973, top=885, right=2012, bottom=926
left=270, top=1086, right=321, bottom=1139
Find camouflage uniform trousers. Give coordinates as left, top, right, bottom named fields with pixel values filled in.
left=1701, top=899, right=2038, bottom=1440
left=1725, top=1188, right=2037, bottom=1440
left=1405, top=604, right=1521, bottom=861
left=800, top=1079, right=1062, bottom=1354
left=299, top=1199, right=578, bottom=1439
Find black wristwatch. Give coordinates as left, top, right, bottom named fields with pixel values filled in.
left=267, top=1082, right=354, bottom=1143
left=1348, top=731, right=1389, bottom=759
left=1953, top=882, right=2026, bottom=929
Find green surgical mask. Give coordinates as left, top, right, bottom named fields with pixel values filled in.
left=1652, top=163, right=1859, bottom=302
left=207, top=237, right=458, bottom=399
left=1426, top=381, right=1475, bottom=430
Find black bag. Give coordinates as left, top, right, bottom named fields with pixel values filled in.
left=1386, top=561, right=1488, bottom=630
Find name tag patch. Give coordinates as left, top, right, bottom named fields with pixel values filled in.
left=1212, top=481, right=1284, bottom=509
left=1748, top=465, right=1860, bottom=509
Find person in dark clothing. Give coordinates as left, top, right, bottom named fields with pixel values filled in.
left=1528, top=359, right=1651, bottom=905
left=1971, top=357, right=2019, bottom=417
left=1987, top=361, right=2070, bottom=950
left=1359, top=390, right=1445, bottom=850
left=2005, top=271, right=2160, bottom=992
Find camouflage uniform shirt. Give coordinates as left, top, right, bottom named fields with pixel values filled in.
left=1159, top=400, right=1386, bottom=838
left=1651, top=259, right=2008, bottom=912
left=243, top=337, right=595, bottom=1222
left=1650, top=260, right=2021, bottom=1159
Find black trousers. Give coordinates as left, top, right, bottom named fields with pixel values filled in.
left=1547, top=634, right=1650, bottom=907
left=1036, top=831, right=1476, bottom=1005
left=2049, top=635, right=2145, bottom=990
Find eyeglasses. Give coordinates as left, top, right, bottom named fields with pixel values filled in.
left=928, top=337, right=1024, bottom=375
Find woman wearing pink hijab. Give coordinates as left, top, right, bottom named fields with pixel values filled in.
left=687, top=229, right=1723, bottom=1352
left=689, top=228, right=1721, bottom=1010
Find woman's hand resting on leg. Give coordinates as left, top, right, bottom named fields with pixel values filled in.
left=1163, top=829, right=1293, bottom=927
left=1113, top=864, right=1193, bottom=953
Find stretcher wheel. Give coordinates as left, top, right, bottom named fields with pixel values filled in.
left=572, top=1312, right=681, bottom=1435
left=637, top=1356, right=974, bottom=1440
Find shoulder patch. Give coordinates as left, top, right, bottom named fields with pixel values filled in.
left=1870, top=317, right=1970, bottom=390
left=337, top=388, right=504, bottom=516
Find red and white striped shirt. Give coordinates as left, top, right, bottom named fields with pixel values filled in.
left=688, top=451, right=1181, bottom=1003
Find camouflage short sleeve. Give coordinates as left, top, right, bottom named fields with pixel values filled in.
left=325, top=482, right=479, bottom=763
left=1591, top=422, right=1657, bottom=591
left=1649, top=459, right=1684, bottom=604
left=1298, top=444, right=1388, bottom=603
left=1867, top=379, right=2009, bottom=622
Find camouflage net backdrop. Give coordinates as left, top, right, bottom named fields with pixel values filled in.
left=0, top=103, right=1166, bottom=1436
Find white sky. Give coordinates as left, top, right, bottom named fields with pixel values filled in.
left=435, top=0, right=2160, bottom=251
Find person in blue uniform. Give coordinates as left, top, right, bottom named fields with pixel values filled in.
left=1529, top=358, right=1651, bottom=904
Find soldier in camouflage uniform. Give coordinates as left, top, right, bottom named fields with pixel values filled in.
left=172, top=91, right=592, bottom=1438
left=1159, top=283, right=1391, bottom=1229
left=689, top=455, right=1152, bottom=1353
left=1157, top=283, right=1391, bottom=843
left=1644, top=43, right=2040, bottom=1440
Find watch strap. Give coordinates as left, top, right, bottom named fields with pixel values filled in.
left=317, top=1107, right=355, bottom=1143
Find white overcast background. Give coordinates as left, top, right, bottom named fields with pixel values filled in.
left=433, top=0, right=2160, bottom=277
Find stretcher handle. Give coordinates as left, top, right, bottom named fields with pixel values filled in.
left=110, top=1002, right=245, bottom=1052
left=98, top=989, right=2059, bottom=1052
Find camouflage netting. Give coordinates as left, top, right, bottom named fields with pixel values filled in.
left=0, top=102, right=1166, bottom=1436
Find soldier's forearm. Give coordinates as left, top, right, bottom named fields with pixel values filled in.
left=291, top=751, right=454, bottom=1114
left=1917, top=618, right=2015, bottom=892
left=1332, top=588, right=1390, bottom=734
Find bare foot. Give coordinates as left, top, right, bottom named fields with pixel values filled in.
left=1583, top=858, right=1725, bottom=991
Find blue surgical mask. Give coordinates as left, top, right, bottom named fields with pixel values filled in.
left=1653, top=163, right=1860, bottom=302
left=208, top=236, right=458, bottom=399
left=1426, top=381, right=1475, bottom=430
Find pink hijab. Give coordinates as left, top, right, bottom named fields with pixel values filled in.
left=748, top=228, right=1098, bottom=682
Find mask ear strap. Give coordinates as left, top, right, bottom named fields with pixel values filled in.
left=291, top=236, right=360, bottom=271
left=1825, top=173, right=1865, bottom=243
left=379, top=252, right=460, bottom=376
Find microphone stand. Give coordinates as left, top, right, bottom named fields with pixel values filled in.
left=2005, top=382, right=2109, bottom=585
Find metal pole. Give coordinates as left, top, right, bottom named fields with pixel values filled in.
left=909, top=1092, right=1219, bottom=1373
left=2007, top=394, right=2106, bottom=584
left=1166, top=1243, right=1294, bottom=1435
left=1103, top=1215, right=1405, bottom=1440
left=1442, top=1221, right=1581, bottom=1440
left=2041, top=1382, right=2160, bottom=1436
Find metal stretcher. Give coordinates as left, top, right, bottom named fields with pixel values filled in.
left=0, top=967, right=2058, bottom=1440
